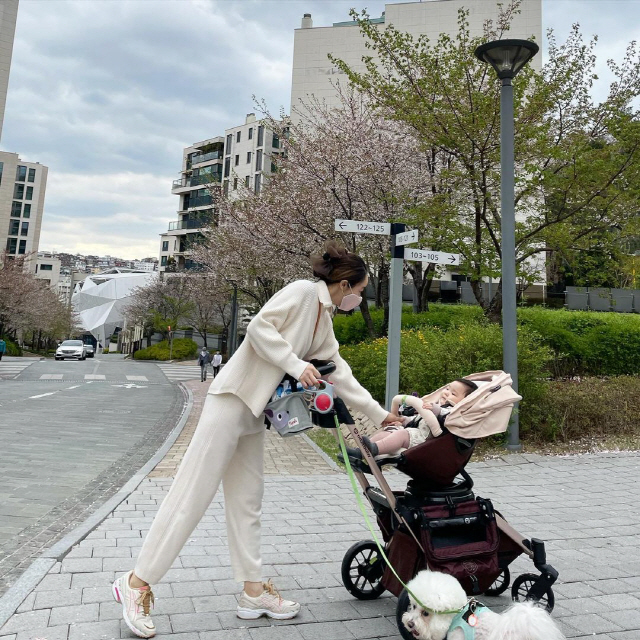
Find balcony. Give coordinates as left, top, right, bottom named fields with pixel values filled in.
left=188, top=195, right=213, bottom=208
left=191, top=151, right=223, bottom=165
left=172, top=174, right=222, bottom=192
left=168, top=218, right=211, bottom=232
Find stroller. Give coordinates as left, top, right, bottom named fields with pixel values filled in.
left=326, top=370, right=559, bottom=640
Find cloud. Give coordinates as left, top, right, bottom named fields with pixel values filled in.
left=2, top=0, right=637, bottom=259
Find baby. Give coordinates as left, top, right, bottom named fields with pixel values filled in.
left=347, top=378, right=478, bottom=460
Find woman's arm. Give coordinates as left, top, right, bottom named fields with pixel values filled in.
left=244, top=283, right=313, bottom=380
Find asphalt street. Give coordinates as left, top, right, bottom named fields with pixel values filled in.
left=0, top=356, right=186, bottom=595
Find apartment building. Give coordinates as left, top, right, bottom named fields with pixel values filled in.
left=0, top=0, right=18, bottom=143
left=160, top=114, right=282, bottom=272
left=291, top=0, right=542, bottom=113
left=0, top=152, right=48, bottom=262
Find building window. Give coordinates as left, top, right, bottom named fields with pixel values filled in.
left=224, top=157, right=230, bottom=178
left=254, top=174, right=261, bottom=195
left=9, top=219, right=19, bottom=235
left=236, top=131, right=241, bottom=143
left=245, top=175, right=250, bottom=188
left=28, top=168, right=36, bottom=182
left=225, top=134, right=232, bottom=154
left=246, top=151, right=252, bottom=164
left=223, top=180, right=229, bottom=196
left=21, top=221, right=29, bottom=236
left=14, top=184, right=24, bottom=199
left=257, top=125, right=264, bottom=147
left=15, top=165, right=27, bottom=181
left=0, top=161, right=3, bottom=186
left=11, top=201, right=21, bottom=217
left=161, top=256, right=168, bottom=267
left=40, top=263, right=53, bottom=271
left=235, top=154, right=239, bottom=166
left=272, top=133, right=280, bottom=149
left=23, top=204, right=31, bottom=218
left=26, top=186, right=33, bottom=200
left=256, top=149, right=263, bottom=171
left=248, top=127, right=253, bottom=140
left=162, top=240, right=169, bottom=251
left=18, top=239, right=26, bottom=255
left=233, top=177, right=238, bottom=190
left=6, top=237, right=17, bottom=254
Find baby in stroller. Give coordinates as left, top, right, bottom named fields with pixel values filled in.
left=346, top=378, right=478, bottom=460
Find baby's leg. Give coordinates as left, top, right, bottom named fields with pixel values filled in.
left=375, top=428, right=410, bottom=455
left=370, top=426, right=401, bottom=443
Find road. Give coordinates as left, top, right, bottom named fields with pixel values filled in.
left=0, top=355, right=194, bottom=594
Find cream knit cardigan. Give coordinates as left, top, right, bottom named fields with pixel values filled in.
left=209, top=279, right=389, bottom=426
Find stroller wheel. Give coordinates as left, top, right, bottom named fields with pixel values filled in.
left=484, top=567, right=511, bottom=596
left=341, top=540, right=386, bottom=600
left=395, top=589, right=417, bottom=640
left=511, top=572, right=555, bottom=613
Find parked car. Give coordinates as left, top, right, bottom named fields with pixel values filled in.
left=55, top=340, right=87, bottom=361
left=84, top=344, right=95, bottom=358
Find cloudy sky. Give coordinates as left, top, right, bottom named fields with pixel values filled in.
left=3, top=0, right=639, bottom=259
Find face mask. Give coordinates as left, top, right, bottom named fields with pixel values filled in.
left=338, top=284, right=362, bottom=312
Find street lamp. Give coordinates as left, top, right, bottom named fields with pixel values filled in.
left=474, top=39, right=538, bottom=451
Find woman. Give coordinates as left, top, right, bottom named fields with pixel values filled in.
left=112, top=241, right=400, bottom=638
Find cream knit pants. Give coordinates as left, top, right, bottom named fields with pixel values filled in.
left=135, top=393, right=265, bottom=585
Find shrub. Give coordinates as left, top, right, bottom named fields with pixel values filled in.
left=532, top=376, right=640, bottom=442
left=333, top=304, right=485, bottom=345
left=3, top=336, right=22, bottom=356
left=103, top=348, right=109, bottom=354
left=340, top=323, right=552, bottom=433
left=134, top=338, right=198, bottom=361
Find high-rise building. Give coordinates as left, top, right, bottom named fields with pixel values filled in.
left=160, top=114, right=282, bottom=272
left=291, top=0, right=542, bottom=113
left=0, top=0, right=18, bottom=143
left=0, top=152, right=48, bottom=261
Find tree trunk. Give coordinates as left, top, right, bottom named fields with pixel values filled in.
left=359, top=296, right=376, bottom=338
left=378, top=261, right=390, bottom=336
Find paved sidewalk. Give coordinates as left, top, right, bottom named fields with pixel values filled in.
left=2, top=380, right=640, bottom=639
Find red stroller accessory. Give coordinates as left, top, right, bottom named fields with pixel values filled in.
left=320, top=370, right=559, bottom=640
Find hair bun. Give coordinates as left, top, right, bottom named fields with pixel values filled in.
left=322, top=252, right=331, bottom=261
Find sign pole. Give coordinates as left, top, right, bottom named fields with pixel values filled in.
left=385, top=222, right=405, bottom=409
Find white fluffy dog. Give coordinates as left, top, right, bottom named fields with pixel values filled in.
left=401, top=570, right=566, bottom=640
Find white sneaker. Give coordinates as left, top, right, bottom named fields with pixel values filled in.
left=237, top=580, right=301, bottom=620
left=112, top=571, right=156, bottom=638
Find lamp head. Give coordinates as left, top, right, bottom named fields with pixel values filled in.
left=474, top=39, right=539, bottom=80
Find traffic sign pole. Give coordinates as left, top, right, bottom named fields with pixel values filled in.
left=385, top=223, right=405, bottom=410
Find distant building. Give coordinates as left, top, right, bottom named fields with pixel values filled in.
left=0, top=152, right=48, bottom=263
left=290, top=0, right=542, bottom=114
left=34, top=252, right=61, bottom=288
left=0, top=0, right=18, bottom=143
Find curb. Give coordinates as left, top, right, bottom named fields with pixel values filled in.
left=0, top=383, right=194, bottom=629
left=300, top=431, right=342, bottom=472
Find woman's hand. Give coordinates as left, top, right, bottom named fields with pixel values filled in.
left=299, top=362, right=321, bottom=388
left=381, top=412, right=402, bottom=426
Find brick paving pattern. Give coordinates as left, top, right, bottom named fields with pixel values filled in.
left=2, top=371, right=640, bottom=639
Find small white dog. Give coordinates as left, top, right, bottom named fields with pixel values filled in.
left=401, top=570, right=566, bottom=640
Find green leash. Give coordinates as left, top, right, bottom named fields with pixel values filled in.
left=335, top=417, right=463, bottom=615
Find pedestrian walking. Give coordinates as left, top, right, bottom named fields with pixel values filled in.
left=211, top=350, right=222, bottom=377
left=197, top=347, right=211, bottom=382
left=0, top=337, right=6, bottom=361
left=112, top=240, right=401, bottom=638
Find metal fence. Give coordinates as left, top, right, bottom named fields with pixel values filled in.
left=564, top=286, right=640, bottom=313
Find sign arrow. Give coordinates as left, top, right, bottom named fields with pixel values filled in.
left=339, top=221, right=347, bottom=230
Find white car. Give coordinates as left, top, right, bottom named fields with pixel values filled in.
left=55, top=340, right=87, bottom=361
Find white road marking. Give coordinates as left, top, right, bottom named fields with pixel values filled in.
left=85, top=374, right=106, bottom=380
left=66, top=385, right=81, bottom=389
left=40, top=374, right=63, bottom=380
left=126, top=375, right=148, bottom=381
left=111, top=383, right=147, bottom=389
left=29, top=392, right=58, bottom=399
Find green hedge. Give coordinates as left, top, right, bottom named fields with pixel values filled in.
left=333, top=304, right=485, bottom=345
left=535, top=376, right=640, bottom=443
left=340, top=324, right=552, bottom=438
left=133, top=338, right=198, bottom=361
left=2, top=336, right=22, bottom=356
left=517, top=307, right=640, bottom=377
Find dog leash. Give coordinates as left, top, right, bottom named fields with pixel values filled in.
left=336, top=416, right=466, bottom=614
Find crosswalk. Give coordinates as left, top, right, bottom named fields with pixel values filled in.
left=0, top=360, right=35, bottom=379
left=157, top=364, right=203, bottom=382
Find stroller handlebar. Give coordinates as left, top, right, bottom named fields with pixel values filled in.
left=391, top=394, right=444, bottom=438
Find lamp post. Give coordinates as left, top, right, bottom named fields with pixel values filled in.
left=474, top=39, right=539, bottom=451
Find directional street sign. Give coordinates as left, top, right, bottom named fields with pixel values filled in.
left=395, top=229, right=419, bottom=246
left=404, top=248, right=460, bottom=266
left=335, top=219, right=391, bottom=235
